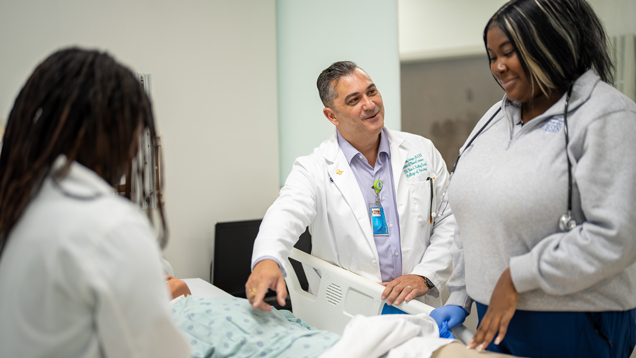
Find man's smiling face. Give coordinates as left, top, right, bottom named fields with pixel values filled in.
left=325, top=68, right=385, bottom=143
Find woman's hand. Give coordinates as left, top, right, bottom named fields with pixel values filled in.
left=467, top=268, right=519, bottom=350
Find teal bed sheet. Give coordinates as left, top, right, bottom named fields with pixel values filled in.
left=172, top=296, right=340, bottom=358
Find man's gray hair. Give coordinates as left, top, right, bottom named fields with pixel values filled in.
left=316, top=61, right=361, bottom=108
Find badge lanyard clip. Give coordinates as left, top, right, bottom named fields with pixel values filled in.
left=373, top=179, right=383, bottom=203
left=370, top=180, right=389, bottom=236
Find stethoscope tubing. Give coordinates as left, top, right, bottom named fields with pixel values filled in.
left=440, top=84, right=574, bottom=231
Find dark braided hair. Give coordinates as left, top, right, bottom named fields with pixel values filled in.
left=0, top=48, right=168, bottom=257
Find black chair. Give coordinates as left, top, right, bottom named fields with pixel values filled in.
left=211, top=219, right=311, bottom=309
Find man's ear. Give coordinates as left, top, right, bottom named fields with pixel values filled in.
left=323, top=107, right=339, bottom=126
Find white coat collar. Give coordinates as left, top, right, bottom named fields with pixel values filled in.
left=385, top=129, right=408, bottom=190
left=319, top=127, right=409, bottom=195
left=49, top=155, right=117, bottom=200
left=319, top=127, right=407, bottom=163
left=320, top=131, right=372, bottom=253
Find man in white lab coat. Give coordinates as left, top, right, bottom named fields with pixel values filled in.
left=247, top=61, right=455, bottom=311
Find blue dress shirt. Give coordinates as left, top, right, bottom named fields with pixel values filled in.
left=337, top=129, right=402, bottom=282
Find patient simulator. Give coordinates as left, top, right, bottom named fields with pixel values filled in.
left=172, top=296, right=339, bottom=358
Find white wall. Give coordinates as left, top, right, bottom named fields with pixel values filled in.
left=398, top=0, right=508, bottom=62
left=276, top=0, right=401, bottom=185
left=399, top=0, right=636, bottom=62
left=588, top=0, right=636, bottom=36
left=0, top=0, right=280, bottom=280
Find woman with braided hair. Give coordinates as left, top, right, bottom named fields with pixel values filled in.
left=0, top=48, right=189, bottom=357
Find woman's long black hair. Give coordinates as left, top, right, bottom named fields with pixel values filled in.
left=0, top=48, right=167, bottom=257
left=484, top=0, right=614, bottom=95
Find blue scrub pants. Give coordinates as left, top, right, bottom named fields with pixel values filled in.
left=475, top=302, right=636, bottom=358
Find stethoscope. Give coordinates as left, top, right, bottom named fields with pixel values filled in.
left=437, top=83, right=576, bottom=232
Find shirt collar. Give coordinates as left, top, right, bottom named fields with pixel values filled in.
left=337, top=128, right=390, bottom=165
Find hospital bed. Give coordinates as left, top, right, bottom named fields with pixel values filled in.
left=283, top=247, right=473, bottom=343
left=175, top=254, right=509, bottom=357
left=185, top=248, right=472, bottom=343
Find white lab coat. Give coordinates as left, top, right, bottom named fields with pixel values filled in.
left=0, top=157, right=189, bottom=358
left=253, top=128, right=455, bottom=306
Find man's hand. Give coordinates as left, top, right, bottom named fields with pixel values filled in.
left=245, top=259, right=287, bottom=311
left=467, top=268, right=519, bottom=351
left=165, top=275, right=191, bottom=299
left=380, top=274, right=429, bottom=306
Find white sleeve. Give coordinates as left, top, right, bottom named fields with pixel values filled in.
left=251, top=157, right=318, bottom=270
left=411, top=142, right=454, bottom=292
left=88, top=219, right=190, bottom=358
left=160, top=257, right=175, bottom=276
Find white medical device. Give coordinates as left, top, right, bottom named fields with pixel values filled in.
left=283, top=247, right=474, bottom=344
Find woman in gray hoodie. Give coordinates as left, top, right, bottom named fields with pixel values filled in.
left=430, top=0, right=636, bottom=357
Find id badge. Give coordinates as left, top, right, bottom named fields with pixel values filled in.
left=370, top=204, right=389, bottom=236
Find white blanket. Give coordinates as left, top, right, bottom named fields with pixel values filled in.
left=319, top=313, right=453, bottom=358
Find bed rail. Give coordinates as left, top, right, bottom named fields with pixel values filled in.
left=284, top=248, right=473, bottom=343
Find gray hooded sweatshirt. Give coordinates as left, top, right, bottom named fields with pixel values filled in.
left=446, top=70, right=636, bottom=313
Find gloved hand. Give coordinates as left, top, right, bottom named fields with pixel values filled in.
left=430, top=305, right=468, bottom=339
left=437, top=320, right=455, bottom=339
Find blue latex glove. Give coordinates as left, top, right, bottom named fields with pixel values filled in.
left=430, top=305, right=468, bottom=338
left=438, top=320, right=455, bottom=339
